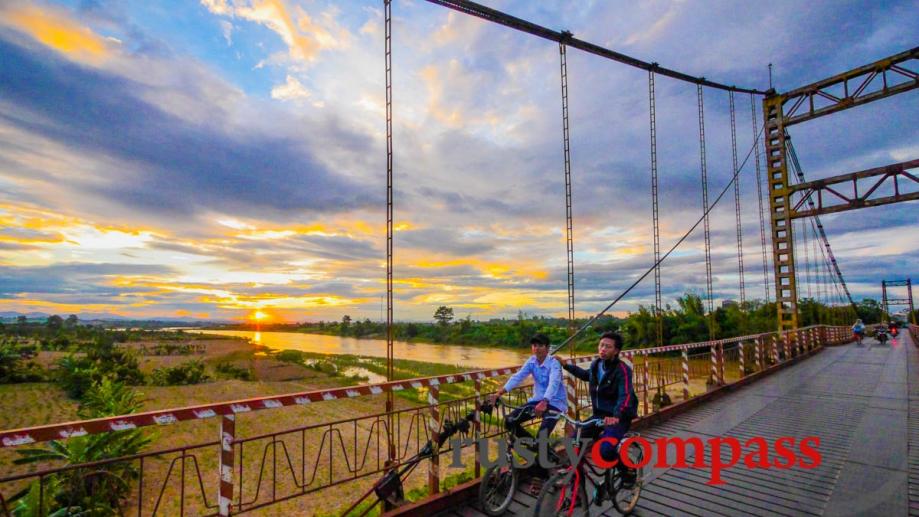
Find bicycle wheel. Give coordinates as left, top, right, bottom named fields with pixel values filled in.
left=610, top=437, right=644, bottom=515
left=533, top=469, right=589, bottom=517
left=478, top=465, right=517, bottom=516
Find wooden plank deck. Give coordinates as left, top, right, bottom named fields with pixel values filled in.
left=433, top=331, right=917, bottom=516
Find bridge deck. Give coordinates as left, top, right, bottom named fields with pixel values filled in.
left=435, top=332, right=918, bottom=517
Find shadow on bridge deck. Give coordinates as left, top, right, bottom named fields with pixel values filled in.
left=425, top=332, right=918, bottom=517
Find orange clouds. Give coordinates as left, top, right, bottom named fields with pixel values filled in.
left=202, top=0, right=348, bottom=63
left=2, top=5, right=111, bottom=63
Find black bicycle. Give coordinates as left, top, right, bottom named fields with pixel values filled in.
left=533, top=411, right=644, bottom=516
left=341, top=408, right=477, bottom=516
left=478, top=398, right=565, bottom=516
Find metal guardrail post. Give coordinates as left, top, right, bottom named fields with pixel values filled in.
left=219, top=415, right=235, bottom=517
left=565, top=372, right=578, bottom=421
left=783, top=331, right=791, bottom=360
left=682, top=349, right=690, bottom=400
left=738, top=341, right=745, bottom=378
left=718, top=343, right=725, bottom=384
left=474, top=378, right=481, bottom=478
left=428, top=383, right=440, bottom=494
left=710, top=344, right=718, bottom=384
left=642, top=358, right=650, bottom=415
left=755, top=337, right=763, bottom=371
left=772, top=334, right=779, bottom=363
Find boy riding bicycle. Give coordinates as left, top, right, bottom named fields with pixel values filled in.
left=852, top=319, right=866, bottom=345
left=489, top=333, right=567, bottom=446
left=562, top=331, right=639, bottom=487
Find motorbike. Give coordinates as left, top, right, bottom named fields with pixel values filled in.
left=876, top=328, right=889, bottom=345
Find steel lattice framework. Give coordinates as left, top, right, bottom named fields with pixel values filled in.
left=763, top=48, right=918, bottom=331
left=882, top=279, right=915, bottom=324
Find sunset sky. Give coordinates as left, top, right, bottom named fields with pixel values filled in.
left=0, top=0, right=916, bottom=322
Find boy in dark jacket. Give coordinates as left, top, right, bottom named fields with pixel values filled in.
left=562, top=331, right=638, bottom=485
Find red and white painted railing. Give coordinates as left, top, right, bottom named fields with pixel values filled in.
left=0, top=325, right=850, bottom=516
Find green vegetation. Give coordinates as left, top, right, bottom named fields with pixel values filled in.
left=55, top=337, right=145, bottom=399
left=11, top=379, right=152, bottom=516
left=214, top=361, right=253, bottom=381
left=149, top=361, right=210, bottom=386
left=0, top=341, right=45, bottom=383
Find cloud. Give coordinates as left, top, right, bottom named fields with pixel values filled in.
left=0, top=0, right=915, bottom=321
left=0, top=35, right=378, bottom=227
left=0, top=3, right=112, bottom=64
left=271, top=74, right=310, bottom=100
left=220, top=19, right=233, bottom=45
left=201, top=0, right=349, bottom=62
left=0, top=263, right=174, bottom=299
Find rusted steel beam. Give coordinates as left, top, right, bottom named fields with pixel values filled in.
left=781, top=47, right=918, bottom=126
left=787, top=159, right=919, bottom=218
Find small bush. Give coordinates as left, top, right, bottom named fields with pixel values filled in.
left=308, top=360, right=338, bottom=375
left=150, top=361, right=210, bottom=386
left=274, top=349, right=306, bottom=364
left=0, top=342, right=46, bottom=383
left=214, top=362, right=252, bottom=381
left=55, top=340, right=144, bottom=399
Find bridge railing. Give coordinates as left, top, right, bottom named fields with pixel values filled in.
left=0, top=325, right=849, bottom=516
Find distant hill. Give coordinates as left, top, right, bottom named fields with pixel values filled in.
left=0, top=311, right=231, bottom=326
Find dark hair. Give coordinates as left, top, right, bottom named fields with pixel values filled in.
left=529, top=333, right=550, bottom=347
left=599, top=331, right=623, bottom=349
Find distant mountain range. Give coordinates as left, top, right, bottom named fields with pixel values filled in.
left=0, top=311, right=230, bottom=324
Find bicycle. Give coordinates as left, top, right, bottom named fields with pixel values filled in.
left=853, top=331, right=864, bottom=346
left=533, top=411, right=644, bottom=516
left=478, top=398, right=565, bottom=516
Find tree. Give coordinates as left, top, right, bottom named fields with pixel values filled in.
left=433, top=306, right=454, bottom=326
left=65, top=315, right=79, bottom=328
left=856, top=298, right=883, bottom=324
left=46, top=315, right=64, bottom=331
left=341, top=315, right=352, bottom=327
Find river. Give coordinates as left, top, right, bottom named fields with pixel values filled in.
left=193, top=330, right=531, bottom=370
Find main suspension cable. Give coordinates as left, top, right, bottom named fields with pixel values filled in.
left=550, top=117, right=765, bottom=355
left=424, top=0, right=764, bottom=94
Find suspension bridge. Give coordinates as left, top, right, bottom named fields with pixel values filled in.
left=1, top=0, right=917, bottom=515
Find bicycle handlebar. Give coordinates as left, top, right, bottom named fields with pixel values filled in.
left=545, top=409, right=605, bottom=428
left=488, top=397, right=605, bottom=428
